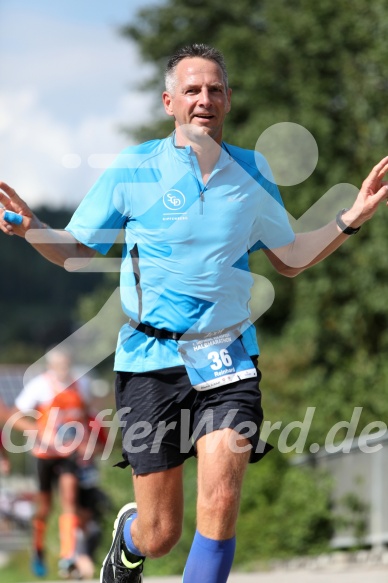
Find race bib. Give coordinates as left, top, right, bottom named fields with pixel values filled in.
left=178, top=332, right=257, bottom=391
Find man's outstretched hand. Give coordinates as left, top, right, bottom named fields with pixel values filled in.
left=0, top=181, right=41, bottom=237
left=0, top=181, right=95, bottom=268
left=342, top=156, right=388, bottom=228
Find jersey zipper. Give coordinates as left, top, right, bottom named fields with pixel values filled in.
left=199, top=190, right=205, bottom=214
left=189, top=154, right=208, bottom=216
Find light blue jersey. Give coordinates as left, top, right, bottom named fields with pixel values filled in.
left=66, top=135, right=295, bottom=372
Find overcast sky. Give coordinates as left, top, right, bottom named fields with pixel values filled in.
left=0, top=0, right=162, bottom=209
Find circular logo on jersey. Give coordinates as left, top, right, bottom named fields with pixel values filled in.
left=163, top=189, right=186, bottom=211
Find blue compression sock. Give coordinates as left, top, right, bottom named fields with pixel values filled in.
left=183, top=530, right=236, bottom=583
left=123, top=512, right=144, bottom=557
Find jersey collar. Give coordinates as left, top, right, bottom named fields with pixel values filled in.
left=169, top=131, right=233, bottom=172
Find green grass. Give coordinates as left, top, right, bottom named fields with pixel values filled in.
left=0, top=549, right=67, bottom=583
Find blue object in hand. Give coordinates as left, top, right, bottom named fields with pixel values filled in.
left=3, top=210, right=23, bottom=225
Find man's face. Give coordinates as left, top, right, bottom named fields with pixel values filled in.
left=48, top=353, right=72, bottom=382
left=162, top=57, right=232, bottom=145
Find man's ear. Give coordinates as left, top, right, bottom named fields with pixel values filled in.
left=162, top=91, right=175, bottom=117
left=225, top=88, right=232, bottom=114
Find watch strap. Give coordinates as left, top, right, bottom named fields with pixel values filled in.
left=336, top=208, right=361, bottom=235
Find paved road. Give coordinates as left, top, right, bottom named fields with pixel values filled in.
left=34, top=566, right=388, bottom=583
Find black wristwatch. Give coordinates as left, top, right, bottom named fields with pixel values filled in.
left=335, top=208, right=361, bottom=235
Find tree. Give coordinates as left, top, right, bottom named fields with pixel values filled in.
left=0, top=207, right=105, bottom=363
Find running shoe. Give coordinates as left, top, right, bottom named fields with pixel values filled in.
left=100, top=502, right=145, bottom=583
left=31, top=549, right=47, bottom=577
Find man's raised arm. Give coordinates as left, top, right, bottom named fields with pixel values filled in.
left=264, top=156, right=388, bottom=277
left=0, top=182, right=95, bottom=270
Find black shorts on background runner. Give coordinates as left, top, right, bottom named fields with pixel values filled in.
left=36, top=456, right=78, bottom=493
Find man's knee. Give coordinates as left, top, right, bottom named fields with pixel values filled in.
left=136, top=516, right=182, bottom=558
left=35, top=495, right=51, bottom=518
left=198, top=482, right=240, bottom=517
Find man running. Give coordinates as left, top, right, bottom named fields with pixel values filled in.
left=9, top=348, right=93, bottom=579
left=1, top=44, right=388, bottom=583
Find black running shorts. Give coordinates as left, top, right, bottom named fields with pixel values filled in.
left=115, top=357, right=271, bottom=475
left=36, top=456, right=78, bottom=493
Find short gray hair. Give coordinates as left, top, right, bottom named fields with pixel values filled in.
left=165, top=44, right=229, bottom=94
left=45, top=345, right=72, bottom=366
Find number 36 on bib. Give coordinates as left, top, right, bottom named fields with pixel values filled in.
left=178, top=333, right=257, bottom=391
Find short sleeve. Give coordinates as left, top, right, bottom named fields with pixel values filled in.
left=77, top=377, right=93, bottom=406
left=249, top=152, right=295, bottom=252
left=65, top=152, right=134, bottom=255
left=15, top=377, right=42, bottom=412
